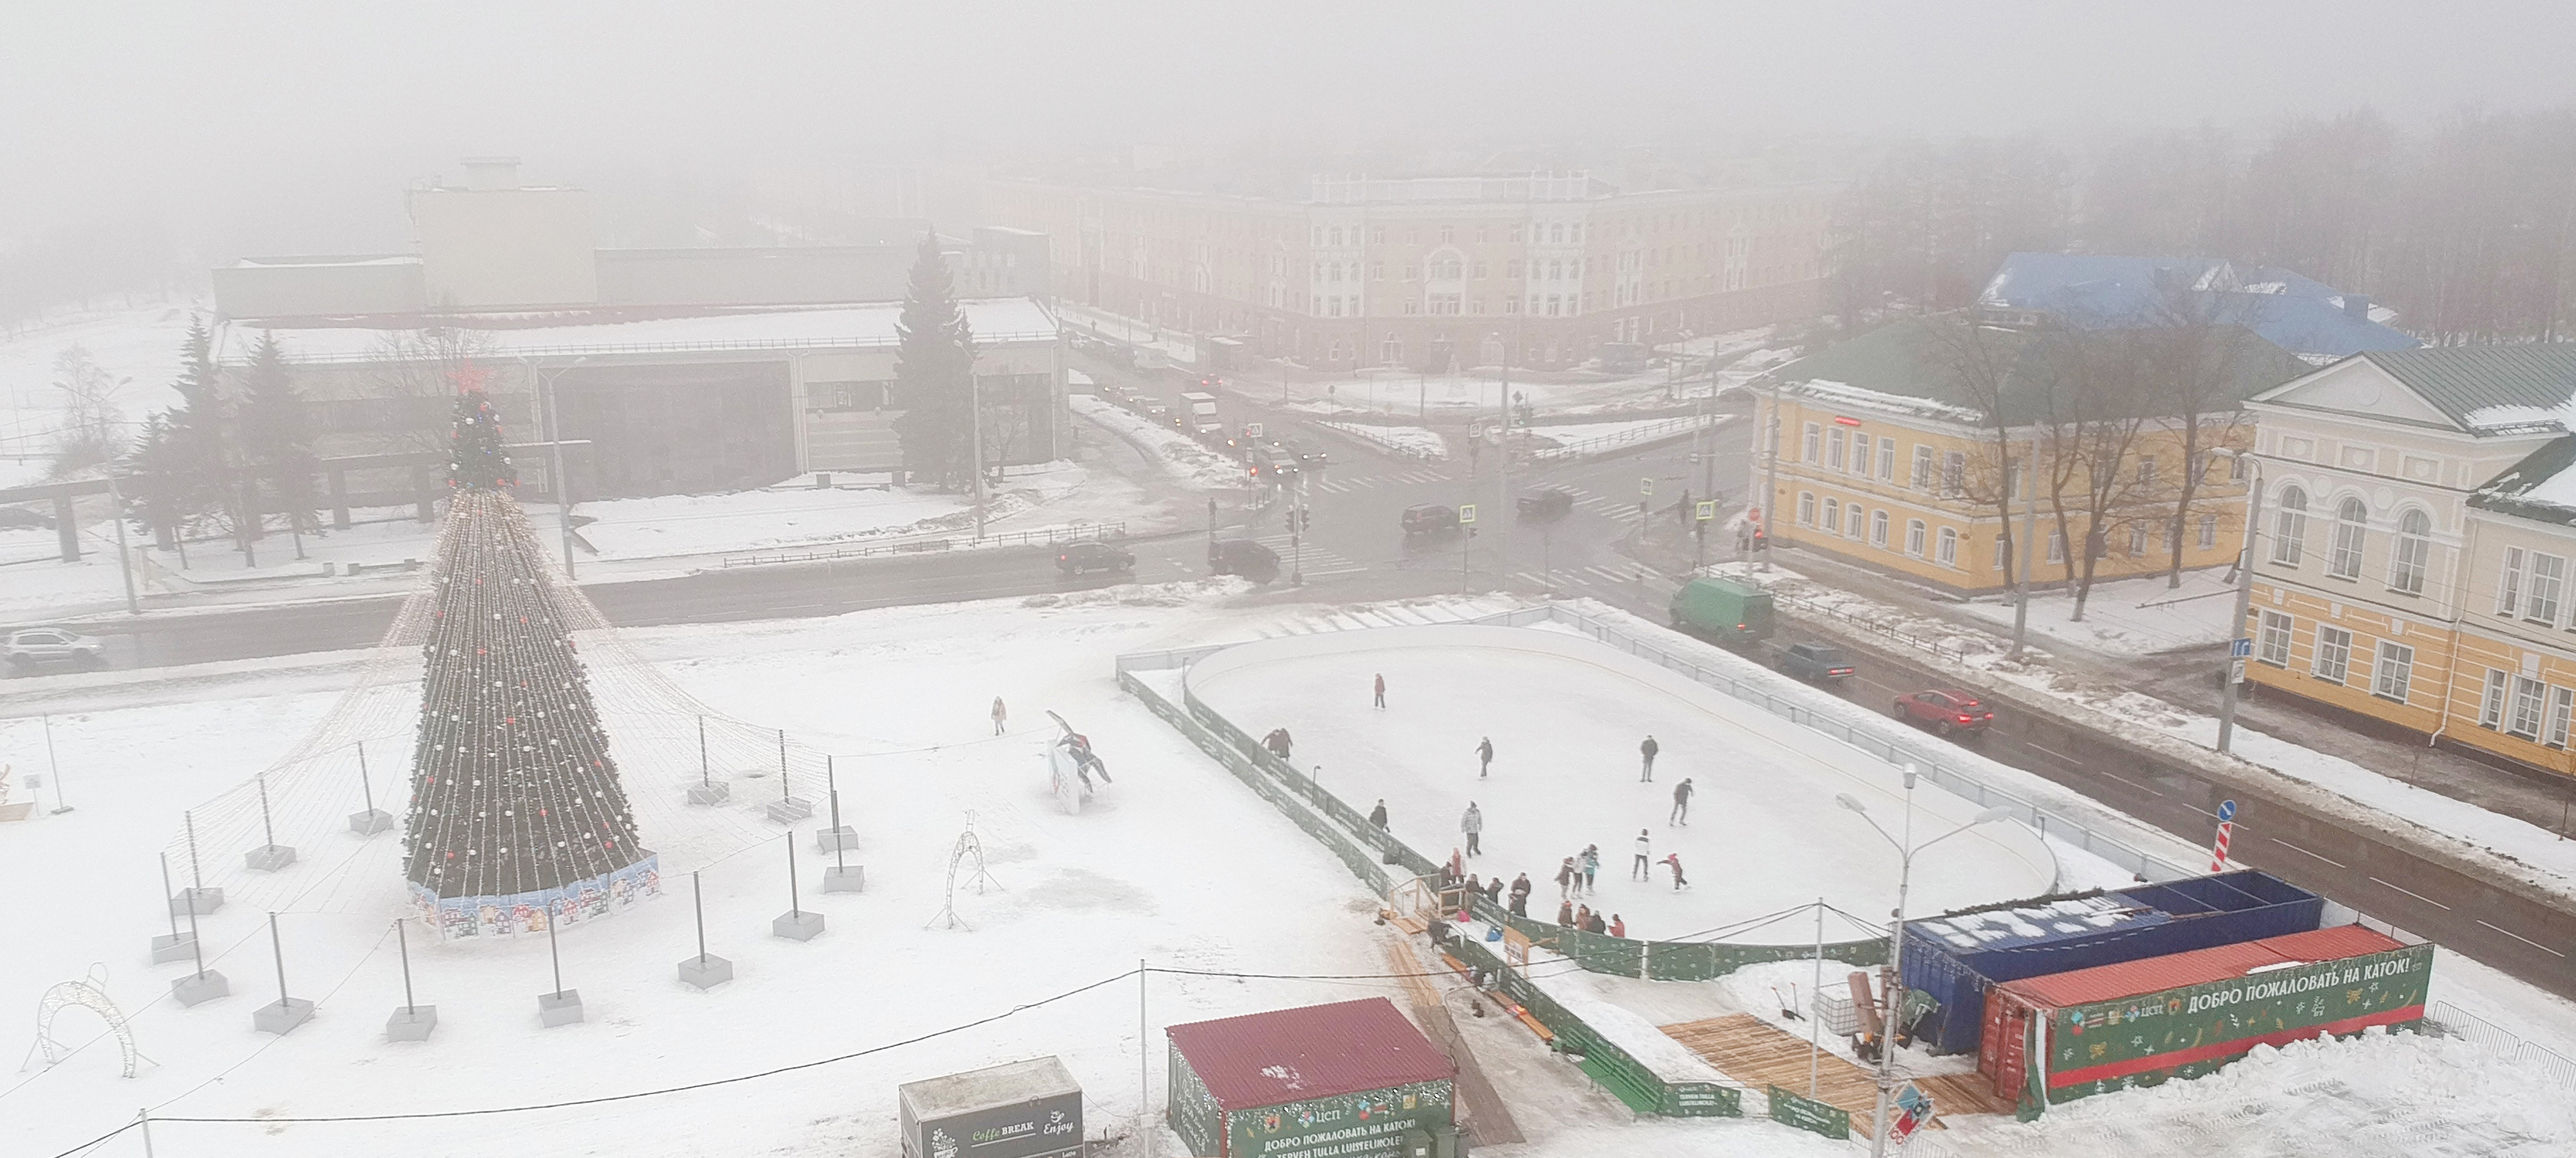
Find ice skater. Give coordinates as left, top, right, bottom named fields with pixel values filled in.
left=1460, top=801, right=1484, bottom=856
left=1581, top=845, right=1600, bottom=893
left=1661, top=852, right=1689, bottom=891
left=1263, top=728, right=1294, bottom=759
left=1475, top=736, right=1494, bottom=779
left=1369, top=798, right=1389, bottom=829
left=1632, top=829, right=1652, bottom=880
left=1373, top=673, right=1387, bottom=709
left=1557, top=898, right=1575, bottom=926
left=1555, top=857, right=1577, bottom=901
left=991, top=696, right=1008, bottom=735
left=1508, top=872, right=1532, bottom=917
left=1670, top=777, right=1695, bottom=825
left=1639, top=735, right=1659, bottom=781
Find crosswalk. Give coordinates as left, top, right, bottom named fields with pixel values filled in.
left=1250, top=533, right=1370, bottom=579
left=1508, top=564, right=1655, bottom=591
left=1309, top=467, right=1452, bottom=494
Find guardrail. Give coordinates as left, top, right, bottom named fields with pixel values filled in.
left=718, top=520, right=1125, bottom=568
left=1525, top=414, right=1723, bottom=463
left=2428, top=1001, right=2576, bottom=1089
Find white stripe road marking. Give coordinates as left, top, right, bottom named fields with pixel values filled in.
left=2025, top=742, right=2081, bottom=766
left=2268, top=837, right=2346, bottom=869
left=2476, top=919, right=2569, bottom=957
left=2369, top=876, right=2453, bottom=911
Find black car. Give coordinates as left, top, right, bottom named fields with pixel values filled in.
left=1516, top=489, right=1575, bottom=519
left=0, top=506, right=56, bottom=530
left=1401, top=503, right=1460, bottom=536
left=1776, top=641, right=1857, bottom=682
left=1057, top=540, right=1136, bottom=576
left=1209, top=538, right=1281, bottom=583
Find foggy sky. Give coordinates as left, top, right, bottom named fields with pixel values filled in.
left=10, top=0, right=2576, bottom=252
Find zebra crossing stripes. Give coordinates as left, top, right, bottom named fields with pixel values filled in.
left=1311, top=468, right=1451, bottom=494
left=1250, top=534, right=1369, bottom=578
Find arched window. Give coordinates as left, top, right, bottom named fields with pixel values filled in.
left=1822, top=497, right=1841, bottom=532
left=2271, top=486, right=2308, bottom=565
left=1871, top=509, right=1890, bottom=547
left=2327, top=497, right=2368, bottom=579
left=2389, top=509, right=2431, bottom=595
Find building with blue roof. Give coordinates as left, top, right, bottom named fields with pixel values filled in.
left=1978, top=252, right=2421, bottom=362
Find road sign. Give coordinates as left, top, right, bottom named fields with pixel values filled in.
left=2217, top=798, right=2236, bottom=822
left=1245, top=421, right=1264, bottom=438
left=1458, top=504, right=1476, bottom=524
left=2210, top=798, right=2237, bottom=872
left=2231, top=638, right=2253, bottom=657
left=1695, top=501, right=1716, bottom=522
left=1640, top=477, right=1654, bottom=496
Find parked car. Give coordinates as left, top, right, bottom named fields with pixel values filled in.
left=0, top=506, right=56, bottom=530
left=1401, top=503, right=1460, bottom=536
left=1892, top=689, right=1993, bottom=737
left=1208, top=538, right=1281, bottom=584
left=1516, top=488, right=1575, bottom=519
left=5, top=627, right=106, bottom=670
left=1056, top=540, right=1136, bottom=576
left=1279, top=440, right=1327, bottom=467
left=1141, top=403, right=1173, bottom=428
left=1774, top=641, right=1856, bottom=682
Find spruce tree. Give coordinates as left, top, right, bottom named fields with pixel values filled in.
left=890, top=233, right=978, bottom=488
left=403, top=389, right=651, bottom=935
left=240, top=333, right=322, bottom=558
left=169, top=316, right=255, bottom=564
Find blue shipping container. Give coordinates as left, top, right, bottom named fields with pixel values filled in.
left=1899, top=870, right=2322, bottom=1055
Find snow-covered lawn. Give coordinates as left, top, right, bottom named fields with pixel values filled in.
left=1315, top=421, right=1448, bottom=461
left=1525, top=416, right=1732, bottom=455
left=0, top=300, right=208, bottom=451
left=1954, top=568, right=2239, bottom=657
left=1068, top=393, right=1244, bottom=490
left=577, top=463, right=1092, bottom=559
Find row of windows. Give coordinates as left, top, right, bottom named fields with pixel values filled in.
left=2268, top=486, right=2433, bottom=595
left=1309, top=223, right=1584, bottom=247
left=1796, top=492, right=1959, bottom=566
left=1801, top=422, right=1966, bottom=496
left=1311, top=259, right=1583, bottom=283
left=2255, top=611, right=2418, bottom=703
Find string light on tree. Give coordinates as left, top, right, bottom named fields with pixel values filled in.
left=402, top=386, right=658, bottom=937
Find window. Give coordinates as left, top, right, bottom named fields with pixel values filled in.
left=2047, top=530, right=2066, bottom=564
left=2199, top=515, right=2219, bottom=550
left=1827, top=428, right=1846, bottom=470
left=1846, top=504, right=1865, bottom=539
left=1798, top=491, right=1816, bottom=525
left=2137, top=457, right=2157, bottom=487
left=2555, top=687, right=2575, bottom=747
left=2271, top=486, right=2307, bottom=565
left=1910, top=445, right=1934, bottom=489
left=2532, top=553, right=2567, bottom=625
left=1905, top=519, right=1927, bottom=557
left=2501, top=547, right=2527, bottom=617
left=2313, top=625, right=2352, bottom=684
left=2230, top=455, right=2250, bottom=483
left=1822, top=497, right=1840, bottom=531
left=2129, top=525, right=2149, bottom=555
left=2389, top=509, right=2429, bottom=594
left=2258, top=611, right=2293, bottom=667
left=1937, top=528, right=1959, bottom=566
left=1993, top=535, right=2010, bottom=569
left=2511, top=676, right=2548, bottom=740
left=2481, top=669, right=2509, bottom=729
left=1877, top=437, right=1896, bottom=481
left=1440, top=225, right=1455, bottom=243
left=2326, top=497, right=2368, bottom=579
left=2373, top=641, right=2415, bottom=702
left=1803, top=423, right=1820, bottom=463
left=1941, top=451, right=1966, bottom=497
left=1871, top=509, right=1890, bottom=547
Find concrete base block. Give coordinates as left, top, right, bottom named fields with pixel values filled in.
left=347, top=808, right=394, bottom=835
left=386, top=1006, right=437, bottom=1041
left=169, top=887, right=225, bottom=916
left=823, top=864, right=866, bottom=893
left=677, top=954, right=734, bottom=991
left=765, top=796, right=814, bottom=824
left=772, top=911, right=826, bottom=941
left=171, top=970, right=230, bottom=1007
left=686, top=782, right=731, bottom=806
left=253, top=997, right=315, bottom=1035
left=150, top=931, right=198, bottom=964
left=245, top=844, right=298, bottom=872
left=538, top=989, right=584, bottom=1027
left=815, top=825, right=858, bottom=853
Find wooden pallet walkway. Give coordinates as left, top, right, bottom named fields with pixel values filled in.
left=1387, top=940, right=1524, bottom=1145
left=1659, top=1013, right=2015, bottom=1123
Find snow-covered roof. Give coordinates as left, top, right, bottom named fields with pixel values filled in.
left=1779, top=377, right=1985, bottom=425
left=216, top=299, right=1057, bottom=365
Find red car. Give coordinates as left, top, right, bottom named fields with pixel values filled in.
left=1893, top=690, right=1993, bottom=737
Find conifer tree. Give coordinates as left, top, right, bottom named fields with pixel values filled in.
left=890, top=233, right=978, bottom=489
left=240, top=332, right=321, bottom=557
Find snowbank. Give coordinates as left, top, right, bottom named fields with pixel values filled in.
left=1954, top=569, right=2238, bottom=657
left=1316, top=421, right=1448, bottom=460
left=1068, top=393, right=1244, bottom=490
left=1522, top=947, right=1727, bottom=1084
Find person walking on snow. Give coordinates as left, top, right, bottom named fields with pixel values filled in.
left=1639, top=735, right=1659, bottom=781
left=1508, top=872, right=1532, bottom=917
left=1581, top=845, right=1600, bottom=892
left=1460, top=801, right=1484, bottom=857
left=1632, top=829, right=1652, bottom=880
left=1369, top=799, right=1389, bottom=829
left=1373, top=673, right=1387, bottom=709
left=991, top=697, right=1008, bottom=735
left=1475, top=736, right=1494, bottom=779
left=1662, top=852, right=1689, bottom=891
left=1555, top=857, right=1576, bottom=902
left=1670, top=777, right=1695, bottom=825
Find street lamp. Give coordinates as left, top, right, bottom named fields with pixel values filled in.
left=1836, top=768, right=2016, bottom=1158
left=2209, top=447, right=2265, bottom=754
left=525, top=356, right=590, bottom=579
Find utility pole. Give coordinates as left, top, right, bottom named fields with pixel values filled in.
left=970, top=368, right=987, bottom=540
left=1495, top=335, right=1511, bottom=589
left=2009, top=445, right=2033, bottom=658
left=533, top=358, right=586, bottom=580
left=2216, top=452, right=2266, bottom=753
left=1760, top=381, right=1782, bottom=572
left=100, top=415, right=138, bottom=615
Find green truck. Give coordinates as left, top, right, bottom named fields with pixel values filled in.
left=1669, top=577, right=1774, bottom=645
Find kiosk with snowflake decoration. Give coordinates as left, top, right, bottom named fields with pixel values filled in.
left=402, top=388, right=659, bottom=937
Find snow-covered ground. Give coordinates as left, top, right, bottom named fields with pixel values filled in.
left=1316, top=421, right=1449, bottom=461
left=1068, top=393, right=1245, bottom=491
left=1525, top=416, right=1732, bottom=457
left=576, top=463, right=1094, bottom=559
left=1955, top=568, right=2239, bottom=657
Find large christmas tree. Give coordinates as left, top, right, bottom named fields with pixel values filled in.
left=402, top=388, right=655, bottom=935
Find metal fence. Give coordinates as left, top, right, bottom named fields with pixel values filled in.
left=1525, top=414, right=1723, bottom=463
left=719, top=520, right=1125, bottom=568
left=2428, top=1001, right=2576, bottom=1089
left=1766, top=588, right=1983, bottom=664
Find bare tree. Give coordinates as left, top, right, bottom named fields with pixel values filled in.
left=1921, top=313, right=2034, bottom=597
left=2139, top=289, right=2273, bottom=586
left=47, top=345, right=126, bottom=477
left=2032, top=328, right=2163, bottom=620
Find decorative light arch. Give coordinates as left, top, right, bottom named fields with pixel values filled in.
left=30, top=965, right=147, bottom=1079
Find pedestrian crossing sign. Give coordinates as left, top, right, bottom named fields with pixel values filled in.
left=1695, top=501, right=1715, bottom=521
left=1640, top=477, right=1654, bottom=496
left=1459, top=504, right=1476, bottom=524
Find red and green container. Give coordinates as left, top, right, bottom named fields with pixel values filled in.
left=1979, top=924, right=2431, bottom=1110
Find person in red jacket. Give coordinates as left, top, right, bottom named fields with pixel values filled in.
left=1373, top=673, right=1387, bottom=709
left=1661, top=852, right=1689, bottom=891
left=1608, top=913, right=1626, bottom=938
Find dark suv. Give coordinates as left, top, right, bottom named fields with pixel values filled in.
left=1775, top=642, right=1857, bottom=682
left=1209, top=538, right=1281, bottom=584
left=1401, top=503, right=1460, bottom=536
left=1516, top=489, right=1574, bottom=519
left=1057, top=540, right=1136, bottom=576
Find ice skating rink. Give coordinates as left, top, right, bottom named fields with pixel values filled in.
left=1186, top=624, right=2058, bottom=944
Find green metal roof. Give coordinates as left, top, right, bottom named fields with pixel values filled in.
left=2355, top=346, right=2576, bottom=428
left=1771, top=313, right=2307, bottom=424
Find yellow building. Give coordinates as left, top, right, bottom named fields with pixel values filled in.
left=1747, top=315, right=2297, bottom=594
left=2243, top=346, right=2576, bottom=781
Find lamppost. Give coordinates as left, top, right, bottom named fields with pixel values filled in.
left=1836, top=769, right=2016, bottom=1157
left=526, top=356, right=590, bottom=579
left=2211, top=447, right=2266, bottom=754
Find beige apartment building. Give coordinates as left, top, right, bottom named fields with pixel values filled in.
left=2241, top=346, right=2576, bottom=781
left=983, top=173, right=1830, bottom=370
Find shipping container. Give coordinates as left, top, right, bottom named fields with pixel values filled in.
left=1166, top=998, right=1460, bottom=1158
left=1902, top=870, right=2321, bottom=1055
left=1978, top=924, right=2429, bottom=1110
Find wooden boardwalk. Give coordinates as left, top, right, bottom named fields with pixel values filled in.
left=1659, top=1013, right=2015, bottom=1123
left=1387, top=940, right=1525, bottom=1145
